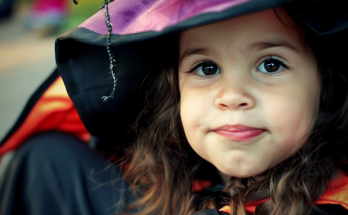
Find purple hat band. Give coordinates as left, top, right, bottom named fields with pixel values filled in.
left=79, top=0, right=250, bottom=35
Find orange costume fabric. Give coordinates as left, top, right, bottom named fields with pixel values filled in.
left=0, top=76, right=90, bottom=157
left=219, top=172, right=348, bottom=213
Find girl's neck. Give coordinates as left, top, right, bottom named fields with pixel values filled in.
left=218, top=169, right=230, bottom=183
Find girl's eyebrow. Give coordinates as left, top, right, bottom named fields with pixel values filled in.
left=250, top=40, right=301, bottom=54
left=179, top=48, right=211, bottom=65
left=179, top=40, right=300, bottom=65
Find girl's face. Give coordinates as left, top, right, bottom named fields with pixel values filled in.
left=178, top=9, right=319, bottom=178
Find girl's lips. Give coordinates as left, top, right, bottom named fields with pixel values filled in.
left=213, top=125, right=265, bottom=140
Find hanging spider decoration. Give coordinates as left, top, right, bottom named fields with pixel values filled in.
left=100, top=0, right=117, bottom=103
left=70, top=0, right=117, bottom=102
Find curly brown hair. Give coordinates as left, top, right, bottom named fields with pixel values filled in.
left=119, top=8, right=348, bottom=215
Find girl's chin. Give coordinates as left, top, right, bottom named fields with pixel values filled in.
left=218, top=164, right=268, bottom=179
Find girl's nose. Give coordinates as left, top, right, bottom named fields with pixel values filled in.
left=214, top=79, right=255, bottom=111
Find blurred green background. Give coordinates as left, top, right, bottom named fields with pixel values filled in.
left=60, top=0, right=101, bottom=33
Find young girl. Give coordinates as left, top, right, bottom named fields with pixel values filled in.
left=1, top=0, right=348, bottom=215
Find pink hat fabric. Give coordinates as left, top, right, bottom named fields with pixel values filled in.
left=79, top=0, right=250, bottom=35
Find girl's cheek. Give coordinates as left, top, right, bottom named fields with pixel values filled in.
left=268, top=92, right=316, bottom=150
left=180, top=81, right=216, bottom=141
left=180, top=88, right=209, bottom=121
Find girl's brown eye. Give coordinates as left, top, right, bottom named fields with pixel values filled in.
left=264, top=59, right=281, bottom=72
left=195, top=62, right=221, bottom=76
left=257, top=57, right=287, bottom=74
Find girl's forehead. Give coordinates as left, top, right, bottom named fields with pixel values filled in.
left=180, top=8, right=305, bottom=53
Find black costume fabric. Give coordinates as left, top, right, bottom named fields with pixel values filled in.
left=0, top=132, right=138, bottom=215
